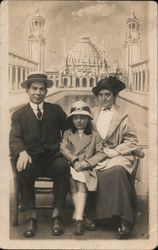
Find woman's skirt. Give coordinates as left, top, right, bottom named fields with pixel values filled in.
left=86, top=165, right=138, bottom=224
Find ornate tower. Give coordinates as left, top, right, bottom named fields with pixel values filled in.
left=124, top=12, right=142, bottom=88
left=28, top=9, right=46, bottom=71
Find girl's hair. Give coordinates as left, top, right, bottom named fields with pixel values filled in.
left=67, top=116, right=92, bottom=135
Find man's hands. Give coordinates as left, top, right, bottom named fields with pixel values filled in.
left=16, top=151, right=32, bottom=172
left=73, top=160, right=89, bottom=172
left=103, top=148, right=119, bottom=158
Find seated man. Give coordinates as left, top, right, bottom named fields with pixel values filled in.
left=9, top=72, right=70, bottom=237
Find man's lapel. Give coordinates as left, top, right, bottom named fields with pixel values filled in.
left=69, top=132, right=92, bottom=155
left=41, top=102, right=49, bottom=138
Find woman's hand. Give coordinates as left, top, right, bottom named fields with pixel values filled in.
left=103, top=148, right=119, bottom=158
left=73, top=161, right=82, bottom=172
left=95, top=161, right=107, bottom=171
left=80, top=161, right=90, bottom=170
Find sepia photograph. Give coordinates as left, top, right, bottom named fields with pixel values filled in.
left=0, top=0, right=157, bottom=249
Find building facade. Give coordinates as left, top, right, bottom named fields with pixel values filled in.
left=46, top=36, right=109, bottom=88
left=8, top=10, right=148, bottom=95
left=28, top=9, right=46, bottom=71
left=124, top=12, right=148, bottom=94
left=9, top=9, right=45, bottom=92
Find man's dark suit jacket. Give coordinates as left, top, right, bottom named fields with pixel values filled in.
left=9, top=102, right=67, bottom=159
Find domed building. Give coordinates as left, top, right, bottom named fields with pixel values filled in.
left=47, top=36, right=109, bottom=88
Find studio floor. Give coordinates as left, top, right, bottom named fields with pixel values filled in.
left=10, top=194, right=149, bottom=240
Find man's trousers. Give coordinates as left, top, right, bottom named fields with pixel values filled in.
left=19, top=153, right=70, bottom=219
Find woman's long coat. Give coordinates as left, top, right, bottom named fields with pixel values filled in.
left=60, top=129, right=105, bottom=191
left=91, top=105, right=138, bottom=174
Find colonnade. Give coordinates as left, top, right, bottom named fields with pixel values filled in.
left=47, top=72, right=102, bottom=88
left=9, top=52, right=38, bottom=92
left=61, top=76, right=100, bottom=88
left=130, top=60, right=148, bottom=93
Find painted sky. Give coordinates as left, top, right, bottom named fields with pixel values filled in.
left=9, top=0, right=147, bottom=70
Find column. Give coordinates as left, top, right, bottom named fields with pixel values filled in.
left=134, top=72, right=136, bottom=91
left=137, top=71, right=139, bottom=92
left=58, top=74, right=62, bottom=88
left=80, top=77, right=83, bottom=87
left=9, top=65, right=13, bottom=92
left=87, top=78, right=90, bottom=87
left=72, top=77, right=76, bottom=88
left=131, top=70, right=133, bottom=91
left=68, top=77, right=71, bottom=88
left=144, top=69, right=148, bottom=92
left=20, top=67, right=23, bottom=88
left=25, top=68, right=28, bottom=80
left=15, top=66, right=18, bottom=90
left=140, top=71, right=144, bottom=92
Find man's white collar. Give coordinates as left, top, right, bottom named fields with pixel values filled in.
left=30, top=102, right=43, bottom=110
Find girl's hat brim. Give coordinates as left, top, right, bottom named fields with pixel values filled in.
left=67, top=110, right=93, bottom=119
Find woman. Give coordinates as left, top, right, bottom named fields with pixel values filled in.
left=60, top=101, right=105, bottom=235
left=86, top=76, right=139, bottom=239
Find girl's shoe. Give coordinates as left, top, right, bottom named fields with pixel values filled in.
left=74, top=220, right=84, bottom=235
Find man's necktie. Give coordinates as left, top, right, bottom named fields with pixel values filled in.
left=37, top=105, right=42, bottom=120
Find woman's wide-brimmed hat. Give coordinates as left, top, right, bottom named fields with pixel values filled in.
left=92, top=76, right=125, bottom=96
left=67, top=100, right=93, bottom=119
left=21, top=71, right=53, bottom=89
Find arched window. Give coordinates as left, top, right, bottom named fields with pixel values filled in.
left=64, top=78, right=67, bottom=87
left=90, top=78, right=94, bottom=87
left=35, top=21, right=38, bottom=27
left=132, top=23, right=135, bottom=30
left=76, top=78, right=80, bottom=87
left=82, top=78, right=87, bottom=87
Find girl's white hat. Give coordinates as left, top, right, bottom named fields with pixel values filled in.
left=67, top=100, right=93, bottom=119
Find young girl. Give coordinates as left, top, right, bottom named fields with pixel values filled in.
left=60, top=100, right=105, bottom=235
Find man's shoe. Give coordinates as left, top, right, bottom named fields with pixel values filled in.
left=23, top=219, right=36, bottom=237
left=52, top=217, right=64, bottom=236
left=74, top=220, right=84, bottom=235
left=117, top=219, right=133, bottom=239
left=83, top=217, right=96, bottom=231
